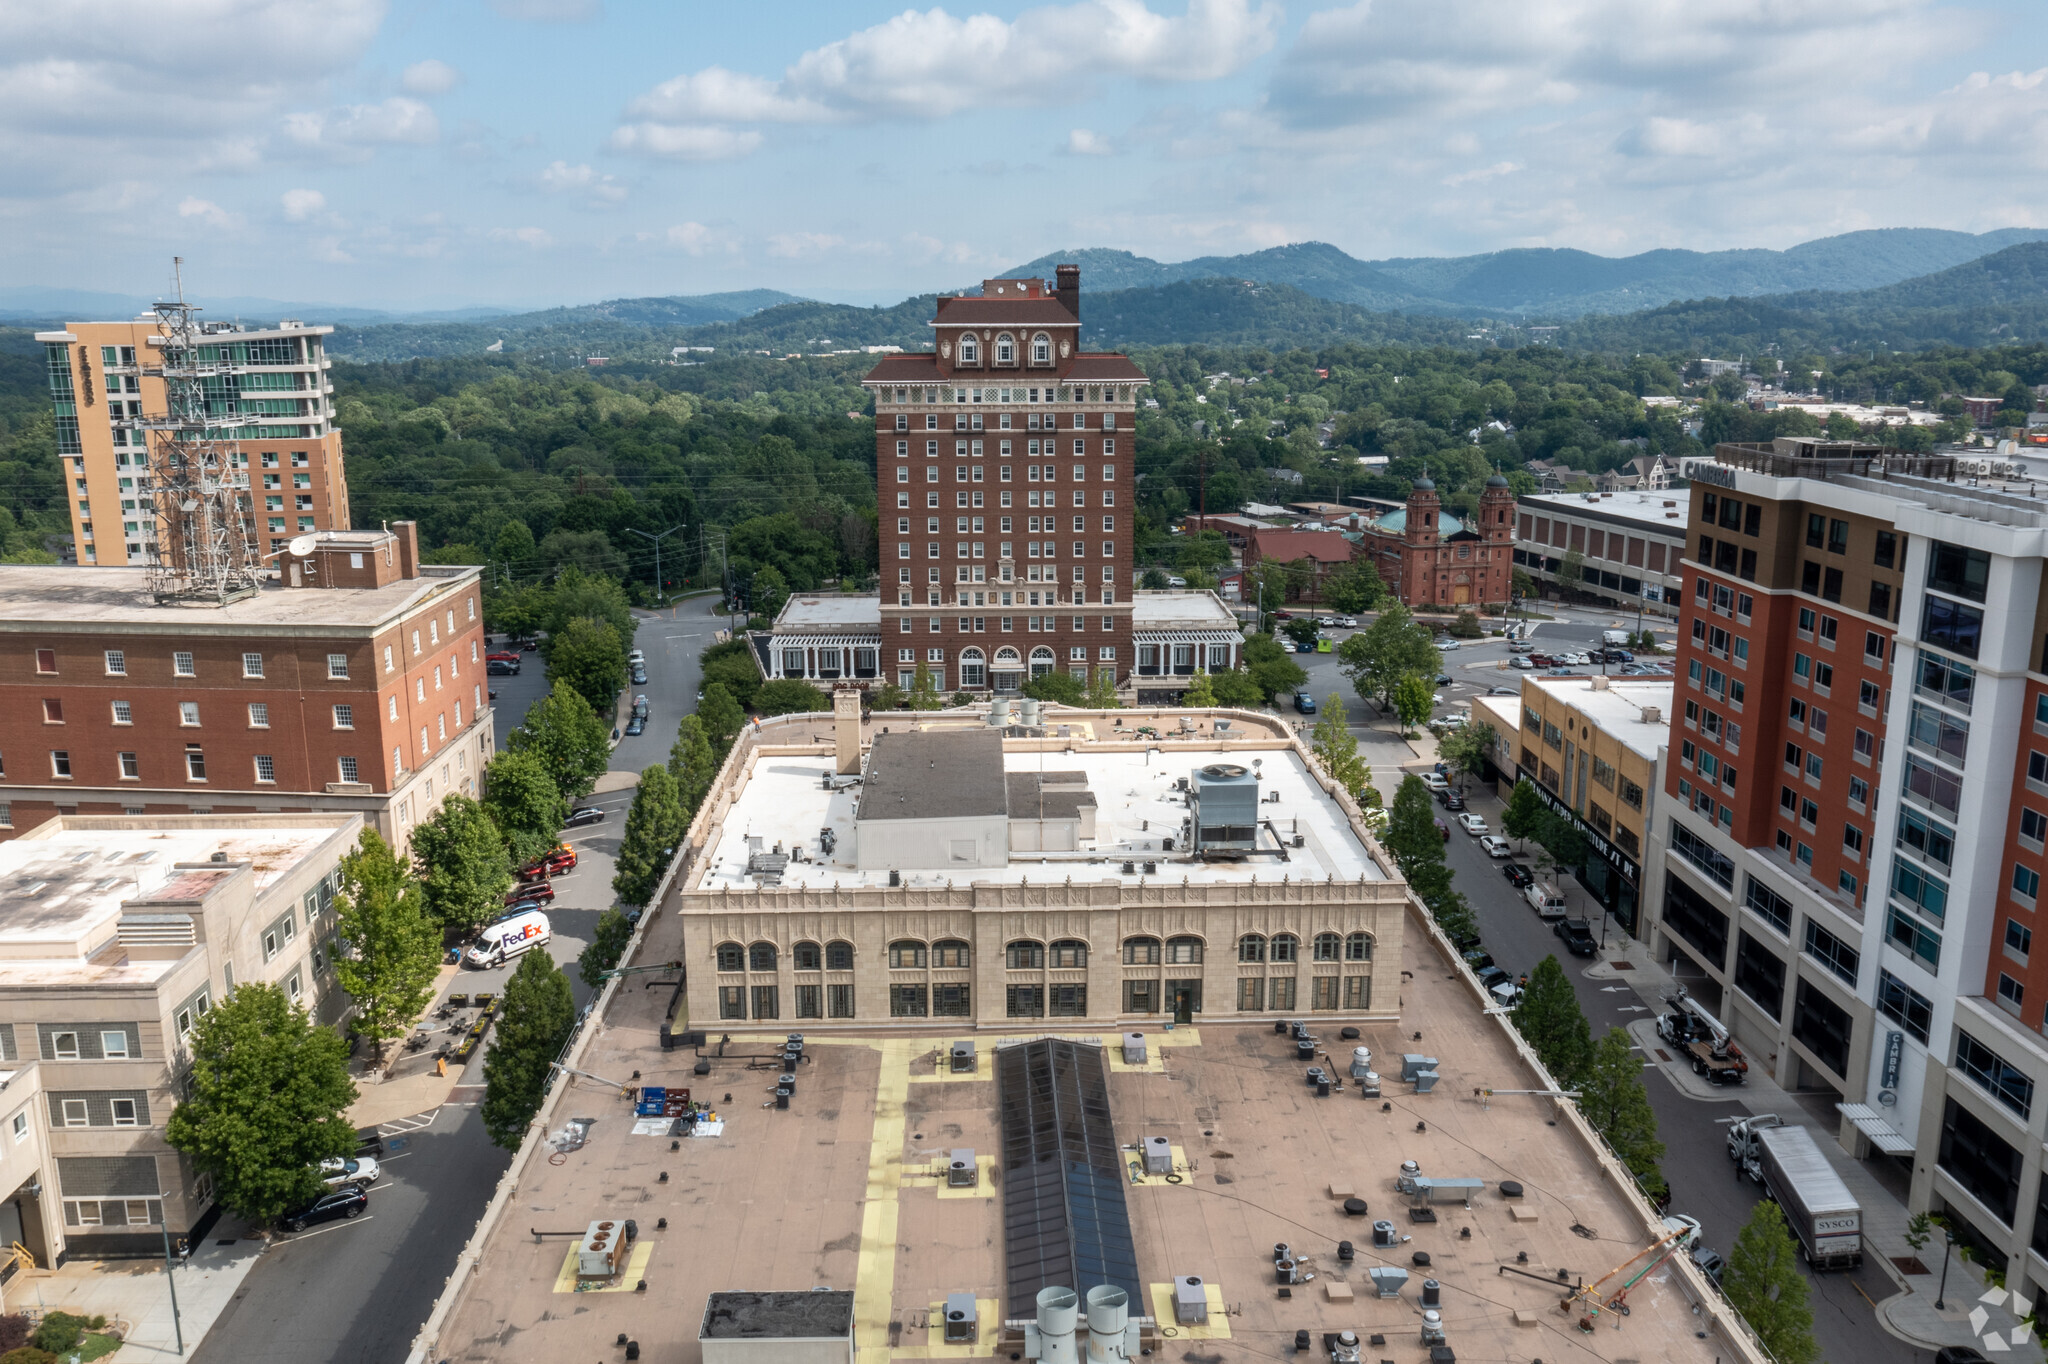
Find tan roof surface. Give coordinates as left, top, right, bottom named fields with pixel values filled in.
left=0, top=565, right=478, bottom=634
left=427, top=907, right=1739, bottom=1364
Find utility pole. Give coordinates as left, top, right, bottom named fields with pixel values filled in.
left=159, top=1224, right=185, bottom=1354
left=627, top=524, right=685, bottom=606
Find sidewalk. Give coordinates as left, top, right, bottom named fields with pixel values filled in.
left=4, top=1218, right=266, bottom=1364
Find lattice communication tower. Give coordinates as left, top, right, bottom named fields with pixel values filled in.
left=134, top=258, right=260, bottom=604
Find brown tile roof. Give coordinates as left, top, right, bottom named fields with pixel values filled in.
left=1247, top=528, right=1357, bottom=563
left=1064, top=354, right=1148, bottom=381
left=863, top=354, right=941, bottom=383
left=932, top=297, right=1078, bottom=325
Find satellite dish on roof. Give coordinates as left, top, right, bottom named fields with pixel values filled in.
left=287, top=534, right=317, bottom=557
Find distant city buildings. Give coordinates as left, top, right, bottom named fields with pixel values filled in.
left=1514, top=488, right=1690, bottom=618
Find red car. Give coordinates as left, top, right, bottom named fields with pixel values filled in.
left=1528, top=653, right=1556, bottom=668
left=486, top=650, right=521, bottom=664
left=504, top=880, right=554, bottom=906
left=520, top=849, right=577, bottom=880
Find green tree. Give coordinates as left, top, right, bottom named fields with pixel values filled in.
left=1181, top=670, right=1218, bottom=706
left=907, top=659, right=946, bottom=710
left=545, top=566, right=637, bottom=647
left=1140, top=567, right=1171, bottom=590
left=1535, top=810, right=1590, bottom=885
left=699, top=640, right=765, bottom=709
left=409, top=794, right=513, bottom=934
left=1392, top=672, right=1434, bottom=734
left=749, top=564, right=790, bottom=621
left=509, top=680, right=612, bottom=799
left=870, top=680, right=907, bottom=710
left=1579, top=1026, right=1668, bottom=1195
left=1512, top=956, right=1595, bottom=1087
left=332, top=827, right=443, bottom=1062
left=1502, top=777, right=1546, bottom=844
left=667, top=714, right=718, bottom=814
left=754, top=678, right=828, bottom=716
left=698, top=681, right=746, bottom=752
left=578, top=908, right=636, bottom=989
left=1384, top=775, right=1445, bottom=878
left=1337, top=604, right=1440, bottom=709
left=1436, top=722, right=1496, bottom=793
left=1447, top=609, right=1483, bottom=639
left=1722, top=1201, right=1820, bottom=1364
left=1243, top=632, right=1307, bottom=700
left=614, top=765, right=688, bottom=904
left=1510, top=566, right=1537, bottom=602
left=1556, top=548, right=1585, bottom=601
left=481, top=949, right=576, bottom=1149
left=543, top=615, right=628, bottom=716
left=164, top=983, right=357, bottom=1225
left=482, top=749, right=570, bottom=867
left=1209, top=667, right=1267, bottom=708
left=1085, top=670, right=1122, bottom=708
left=1320, top=559, right=1384, bottom=614
left=1022, top=670, right=1087, bottom=704
left=1282, top=616, right=1321, bottom=649
left=1311, top=694, right=1372, bottom=797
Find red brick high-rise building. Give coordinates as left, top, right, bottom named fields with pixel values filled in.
left=860, top=267, right=1148, bottom=692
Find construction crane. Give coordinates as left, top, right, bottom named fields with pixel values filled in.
left=1558, top=1219, right=1696, bottom=1330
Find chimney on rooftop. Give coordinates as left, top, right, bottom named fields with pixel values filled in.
left=394, top=520, right=420, bottom=580
left=833, top=688, right=863, bottom=776
left=1055, top=264, right=1080, bottom=321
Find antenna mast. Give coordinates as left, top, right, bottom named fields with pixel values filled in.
left=133, top=257, right=259, bottom=605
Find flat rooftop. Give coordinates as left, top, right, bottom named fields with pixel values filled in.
left=0, top=821, right=346, bottom=983
left=698, top=743, right=1390, bottom=889
left=1520, top=678, right=1673, bottom=761
left=1130, top=590, right=1239, bottom=630
left=1519, top=489, right=1690, bottom=531
left=427, top=907, right=1733, bottom=1364
left=856, top=731, right=1008, bottom=822
left=0, top=565, right=476, bottom=634
left=773, top=595, right=887, bottom=631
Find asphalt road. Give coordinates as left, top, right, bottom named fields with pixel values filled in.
left=1440, top=782, right=1916, bottom=1364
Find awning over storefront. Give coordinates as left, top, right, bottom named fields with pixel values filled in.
left=1133, top=629, right=1240, bottom=645
left=1837, top=1102, right=1913, bottom=1154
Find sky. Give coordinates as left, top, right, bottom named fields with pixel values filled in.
left=6, top=0, right=2048, bottom=312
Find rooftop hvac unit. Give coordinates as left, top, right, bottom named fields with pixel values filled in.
left=1188, top=763, right=1259, bottom=853
left=1172, top=1277, right=1208, bottom=1324
left=1122, top=1032, right=1146, bottom=1065
left=1143, top=1136, right=1172, bottom=1175
left=950, top=1040, right=976, bottom=1073
left=576, top=1218, right=636, bottom=1280
left=948, top=1149, right=978, bottom=1188
left=944, top=1292, right=978, bottom=1343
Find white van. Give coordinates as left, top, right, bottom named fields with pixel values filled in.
left=1524, top=881, right=1568, bottom=919
left=1602, top=629, right=1631, bottom=646
left=465, top=908, right=551, bottom=968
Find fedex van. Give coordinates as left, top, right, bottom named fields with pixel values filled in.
left=465, top=908, right=551, bottom=968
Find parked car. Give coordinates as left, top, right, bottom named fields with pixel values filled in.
left=1528, top=653, right=1556, bottom=667
left=1419, top=772, right=1449, bottom=792
left=319, top=1155, right=382, bottom=1186
left=1275, top=610, right=1294, bottom=620
left=514, top=636, right=540, bottom=652
left=1554, top=918, right=1597, bottom=956
left=632, top=694, right=650, bottom=719
left=485, top=650, right=521, bottom=664
left=626, top=649, right=646, bottom=666
left=1294, top=693, right=1318, bottom=714
left=1502, top=861, right=1534, bottom=888
left=1337, top=617, right=1357, bottom=628
left=565, top=806, right=606, bottom=828
left=1475, top=965, right=1512, bottom=993
left=1478, top=835, right=1512, bottom=858
left=625, top=716, right=645, bottom=736
left=355, top=1127, right=386, bottom=1158
left=1605, top=649, right=1634, bottom=664
left=1457, top=812, right=1489, bottom=836
left=1433, top=818, right=1450, bottom=841
left=1462, top=948, right=1494, bottom=973
left=1433, top=672, right=1453, bottom=686
left=504, top=880, right=555, bottom=906
left=282, top=1183, right=368, bottom=1233
left=1509, top=656, right=1534, bottom=670
left=521, top=848, right=577, bottom=880
left=487, top=659, right=520, bottom=676
left=1508, top=642, right=1533, bottom=654
left=1438, top=790, right=1467, bottom=812
left=630, top=666, right=648, bottom=686
left=1437, top=640, right=1460, bottom=651
left=1689, top=1243, right=1726, bottom=1284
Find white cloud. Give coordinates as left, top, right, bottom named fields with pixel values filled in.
left=489, top=226, right=554, bottom=248
left=1066, top=128, right=1113, bottom=156
left=610, top=122, right=762, bottom=161
left=1442, top=161, right=1521, bottom=186
left=487, top=0, right=600, bottom=19
left=280, top=188, right=327, bottom=220
left=176, top=196, right=235, bottom=228
left=767, top=231, right=844, bottom=259
left=665, top=222, right=738, bottom=255
left=400, top=58, right=461, bottom=95
left=616, top=0, right=1279, bottom=159
left=539, top=160, right=627, bottom=203
left=286, top=96, right=439, bottom=151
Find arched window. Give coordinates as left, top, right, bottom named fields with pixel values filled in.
left=1123, top=936, right=1161, bottom=965
left=1313, top=932, right=1341, bottom=962
left=889, top=940, right=926, bottom=969
left=1166, top=935, right=1204, bottom=965
left=1345, top=932, right=1373, bottom=962
left=748, top=941, right=777, bottom=972
left=960, top=647, right=986, bottom=689
left=1029, top=645, right=1055, bottom=678
left=996, top=333, right=1015, bottom=364
left=1270, top=933, right=1299, bottom=963
left=1238, top=933, right=1267, bottom=963
left=716, top=942, right=743, bottom=972
left=1050, top=939, right=1087, bottom=968
left=794, top=941, right=821, bottom=971
left=1032, top=333, right=1051, bottom=365
left=934, top=938, right=971, bottom=968
left=1007, top=940, right=1045, bottom=970
left=995, top=646, right=1022, bottom=665
left=959, top=335, right=978, bottom=364
left=826, top=940, right=854, bottom=970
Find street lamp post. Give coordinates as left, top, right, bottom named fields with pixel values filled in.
left=159, top=1225, right=185, bottom=1355
left=627, top=523, right=685, bottom=608
left=1933, top=1223, right=1958, bottom=1311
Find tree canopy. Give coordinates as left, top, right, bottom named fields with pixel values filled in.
left=509, top=680, right=612, bottom=799
left=1338, top=605, right=1440, bottom=710
left=332, top=827, right=443, bottom=1060
left=482, top=949, right=577, bottom=1149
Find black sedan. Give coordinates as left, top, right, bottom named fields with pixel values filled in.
left=1554, top=918, right=1598, bottom=956
left=565, top=806, right=606, bottom=828
left=1501, top=862, right=1534, bottom=888
left=282, top=1183, right=368, bottom=1233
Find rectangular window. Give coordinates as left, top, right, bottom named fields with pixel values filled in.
left=1876, top=969, right=1933, bottom=1043
left=1745, top=877, right=1792, bottom=934
left=118, top=751, right=138, bottom=779
left=254, top=755, right=276, bottom=784
left=1922, top=596, right=1984, bottom=660
left=1883, top=905, right=1942, bottom=969
left=173, top=651, right=194, bottom=677
left=50, top=750, right=70, bottom=778
left=1927, top=540, right=1990, bottom=603
left=247, top=702, right=269, bottom=728
left=241, top=652, right=264, bottom=678
left=827, top=984, right=854, bottom=1018
left=327, top=654, right=349, bottom=679
left=1803, top=919, right=1860, bottom=986
left=103, top=650, right=125, bottom=675
left=1956, top=1031, right=2034, bottom=1120
left=333, top=704, right=353, bottom=729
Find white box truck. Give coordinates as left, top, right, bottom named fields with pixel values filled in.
left=1742, top=1125, right=1862, bottom=1270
